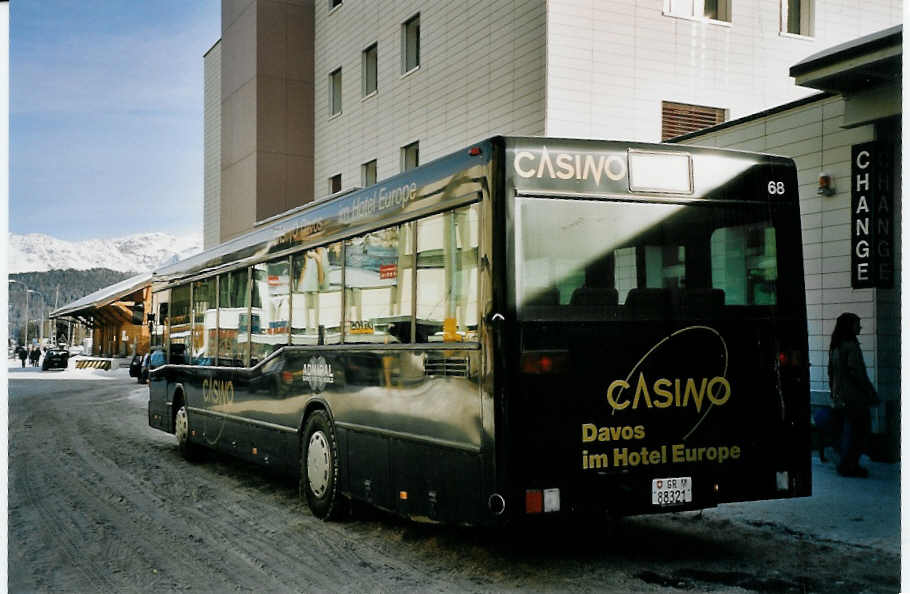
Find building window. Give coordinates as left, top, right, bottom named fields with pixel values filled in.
left=362, top=159, right=377, bottom=187
left=664, top=0, right=731, bottom=22
left=401, top=142, right=419, bottom=172
left=362, top=43, right=378, bottom=96
left=782, top=0, right=813, bottom=36
left=329, top=67, right=342, bottom=116
left=329, top=174, right=342, bottom=194
left=661, top=101, right=726, bottom=140
left=401, top=14, right=420, bottom=74
left=329, top=0, right=342, bottom=11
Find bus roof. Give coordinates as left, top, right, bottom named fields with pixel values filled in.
left=153, top=136, right=794, bottom=288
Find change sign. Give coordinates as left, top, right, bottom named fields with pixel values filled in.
left=851, top=142, right=894, bottom=289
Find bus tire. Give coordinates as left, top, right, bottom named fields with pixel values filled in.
left=300, top=411, right=344, bottom=520
left=174, top=399, right=201, bottom=462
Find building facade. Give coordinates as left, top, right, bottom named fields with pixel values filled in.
left=205, top=0, right=902, bottom=246
left=674, top=26, right=901, bottom=459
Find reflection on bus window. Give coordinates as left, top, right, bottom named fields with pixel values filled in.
left=517, top=197, right=779, bottom=320
left=711, top=224, right=777, bottom=305
left=416, top=204, right=479, bottom=342
left=251, top=260, right=290, bottom=363
left=218, top=268, right=250, bottom=367
left=292, top=243, right=343, bottom=345
left=344, top=224, right=413, bottom=344
left=169, top=284, right=190, bottom=364
left=191, top=278, right=216, bottom=365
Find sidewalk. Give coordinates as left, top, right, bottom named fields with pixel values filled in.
left=701, top=454, right=900, bottom=555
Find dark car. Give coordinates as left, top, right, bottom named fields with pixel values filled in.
left=41, top=348, right=69, bottom=371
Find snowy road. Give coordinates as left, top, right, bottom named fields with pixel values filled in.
left=8, top=366, right=900, bottom=593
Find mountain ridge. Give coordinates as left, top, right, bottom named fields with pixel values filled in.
left=8, top=231, right=203, bottom=274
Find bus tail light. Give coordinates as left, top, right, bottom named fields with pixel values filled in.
left=525, top=488, right=561, bottom=513
left=520, top=352, right=569, bottom=375
left=525, top=489, right=543, bottom=514
left=778, top=349, right=804, bottom=369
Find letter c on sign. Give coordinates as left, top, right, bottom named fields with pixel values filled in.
left=856, top=150, right=870, bottom=170
left=607, top=380, right=631, bottom=410
left=514, top=152, right=536, bottom=178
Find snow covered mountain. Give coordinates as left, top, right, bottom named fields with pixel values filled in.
left=8, top=232, right=203, bottom=274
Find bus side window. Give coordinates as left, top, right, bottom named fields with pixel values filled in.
left=218, top=268, right=250, bottom=367
left=169, top=284, right=191, bottom=364
left=251, top=259, right=290, bottom=362
left=344, top=225, right=413, bottom=344
left=293, top=242, right=343, bottom=346
left=191, top=278, right=215, bottom=365
left=416, top=205, right=479, bottom=342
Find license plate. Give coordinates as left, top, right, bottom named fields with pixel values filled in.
left=651, top=476, right=692, bottom=506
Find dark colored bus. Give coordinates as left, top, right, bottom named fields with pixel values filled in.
left=148, top=136, right=810, bottom=525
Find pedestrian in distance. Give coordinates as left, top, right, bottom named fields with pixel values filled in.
left=18, top=346, right=27, bottom=368
left=828, top=312, right=879, bottom=478
left=29, top=346, right=40, bottom=368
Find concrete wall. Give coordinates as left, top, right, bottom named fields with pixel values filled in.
left=220, top=0, right=315, bottom=242
left=312, top=0, right=547, bottom=200
left=676, top=95, right=901, bottom=436
left=203, top=41, right=222, bottom=250
left=545, top=0, right=903, bottom=141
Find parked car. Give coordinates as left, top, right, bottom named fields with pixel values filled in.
left=68, top=345, right=85, bottom=356
left=41, top=348, right=70, bottom=371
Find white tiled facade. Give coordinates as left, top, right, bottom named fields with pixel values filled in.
left=676, top=94, right=901, bottom=428
left=313, top=0, right=547, bottom=198
left=545, top=0, right=902, bottom=139
left=311, top=0, right=902, bottom=198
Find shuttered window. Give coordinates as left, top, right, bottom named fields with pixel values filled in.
left=661, top=101, right=726, bottom=140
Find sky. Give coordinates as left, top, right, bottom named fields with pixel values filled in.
left=10, top=0, right=220, bottom=241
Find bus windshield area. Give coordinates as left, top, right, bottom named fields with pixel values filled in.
left=516, top=196, right=788, bottom=321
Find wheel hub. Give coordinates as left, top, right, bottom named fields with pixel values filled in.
left=175, top=407, right=188, bottom=444
left=307, top=431, right=330, bottom=498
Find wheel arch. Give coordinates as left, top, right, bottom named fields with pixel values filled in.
left=298, top=398, right=334, bottom=448
left=169, top=382, right=187, bottom=433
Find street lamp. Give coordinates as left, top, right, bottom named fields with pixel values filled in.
left=8, top=280, right=45, bottom=346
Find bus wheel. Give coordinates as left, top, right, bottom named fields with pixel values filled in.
left=300, top=411, right=344, bottom=520
left=175, top=402, right=201, bottom=461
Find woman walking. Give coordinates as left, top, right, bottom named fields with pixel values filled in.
left=828, top=312, right=878, bottom=477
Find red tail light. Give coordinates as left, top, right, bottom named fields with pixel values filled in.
left=525, top=489, right=543, bottom=514
left=520, top=352, right=570, bottom=374
left=778, top=350, right=804, bottom=368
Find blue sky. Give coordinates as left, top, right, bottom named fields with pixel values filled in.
left=11, top=0, right=220, bottom=240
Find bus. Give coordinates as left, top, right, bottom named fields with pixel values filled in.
left=147, top=136, right=810, bottom=525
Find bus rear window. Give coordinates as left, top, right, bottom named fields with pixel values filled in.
left=516, top=197, right=784, bottom=320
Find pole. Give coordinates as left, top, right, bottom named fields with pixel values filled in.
left=24, top=289, right=29, bottom=346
